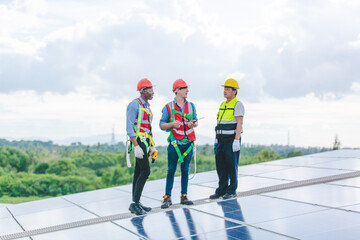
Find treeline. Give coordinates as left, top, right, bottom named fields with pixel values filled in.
left=0, top=138, right=126, bottom=152
left=0, top=138, right=331, bottom=156
left=0, top=139, right=331, bottom=203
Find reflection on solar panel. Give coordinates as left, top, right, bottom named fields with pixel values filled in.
left=1, top=149, right=360, bottom=240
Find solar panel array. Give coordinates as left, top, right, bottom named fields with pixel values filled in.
left=1, top=149, right=360, bottom=239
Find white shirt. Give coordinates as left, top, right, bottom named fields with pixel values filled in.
left=234, top=101, right=245, bottom=117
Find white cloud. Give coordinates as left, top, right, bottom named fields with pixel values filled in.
left=348, top=33, right=360, bottom=48
left=44, top=12, right=122, bottom=43
left=0, top=90, right=359, bottom=148
left=1, top=0, right=360, bottom=147
left=351, top=82, right=360, bottom=93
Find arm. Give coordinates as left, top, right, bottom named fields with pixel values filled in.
left=161, top=121, right=181, bottom=130
left=159, top=105, right=181, bottom=130
left=234, top=116, right=243, bottom=140
left=126, top=101, right=139, bottom=146
left=187, top=102, right=198, bottom=129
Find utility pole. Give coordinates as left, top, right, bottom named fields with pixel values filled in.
left=111, top=125, right=116, bottom=145
left=287, top=130, right=290, bottom=146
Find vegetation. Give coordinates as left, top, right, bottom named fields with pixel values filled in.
left=0, top=138, right=331, bottom=203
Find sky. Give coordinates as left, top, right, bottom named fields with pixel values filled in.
left=0, top=0, right=359, bottom=148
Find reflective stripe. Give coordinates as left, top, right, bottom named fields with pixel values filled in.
left=216, top=129, right=236, bottom=135
left=173, top=128, right=194, bottom=136
left=133, top=98, right=152, bottom=136
left=188, top=101, right=193, bottom=115
left=135, top=120, right=150, bottom=124
left=139, top=107, right=152, bottom=116
left=217, top=120, right=237, bottom=124
left=139, top=127, right=151, bottom=133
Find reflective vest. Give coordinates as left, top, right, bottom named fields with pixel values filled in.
left=133, top=98, right=152, bottom=135
left=166, top=101, right=196, bottom=142
left=215, top=98, right=239, bottom=139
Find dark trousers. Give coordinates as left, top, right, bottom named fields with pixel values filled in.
left=132, top=138, right=150, bottom=203
left=165, top=142, right=193, bottom=196
left=215, top=138, right=241, bottom=195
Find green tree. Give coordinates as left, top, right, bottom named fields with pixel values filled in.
left=34, top=162, right=50, bottom=174
left=46, top=160, right=76, bottom=176
left=256, top=149, right=282, bottom=162
left=0, top=147, right=31, bottom=172
left=287, top=151, right=303, bottom=158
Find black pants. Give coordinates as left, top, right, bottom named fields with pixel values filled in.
left=214, top=138, right=241, bottom=195
left=132, top=138, right=150, bottom=203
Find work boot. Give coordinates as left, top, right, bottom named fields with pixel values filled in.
left=223, top=193, right=237, bottom=200
left=129, top=203, right=147, bottom=215
left=180, top=194, right=193, bottom=205
left=161, top=195, right=172, bottom=209
left=209, top=193, right=223, bottom=200
left=139, top=202, right=152, bottom=212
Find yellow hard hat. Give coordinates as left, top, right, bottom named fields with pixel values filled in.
left=221, top=78, right=239, bottom=89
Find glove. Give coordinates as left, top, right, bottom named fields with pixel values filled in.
left=134, top=146, right=144, bottom=159
left=232, top=139, right=240, bottom=152
left=149, top=146, right=156, bottom=156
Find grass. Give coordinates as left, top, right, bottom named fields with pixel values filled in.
left=0, top=196, right=51, bottom=204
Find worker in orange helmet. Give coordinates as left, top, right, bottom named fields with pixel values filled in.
left=159, top=79, right=198, bottom=209
left=126, top=78, right=156, bottom=215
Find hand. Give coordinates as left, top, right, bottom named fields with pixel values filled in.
left=188, top=121, right=196, bottom=129
left=172, top=120, right=182, bottom=129
left=134, top=146, right=144, bottom=159
left=149, top=146, right=156, bottom=156
left=232, top=139, right=240, bottom=152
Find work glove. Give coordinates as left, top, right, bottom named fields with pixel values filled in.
left=149, top=146, right=156, bottom=157
left=232, top=139, right=240, bottom=152
left=134, top=146, right=144, bottom=159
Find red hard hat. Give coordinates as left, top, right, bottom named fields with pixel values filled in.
left=172, top=79, right=188, bottom=91
left=137, top=78, right=153, bottom=91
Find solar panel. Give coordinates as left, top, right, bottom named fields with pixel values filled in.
left=1, top=149, right=359, bottom=240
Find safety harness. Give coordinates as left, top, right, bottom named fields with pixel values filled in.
left=126, top=98, right=155, bottom=168
left=167, top=101, right=194, bottom=164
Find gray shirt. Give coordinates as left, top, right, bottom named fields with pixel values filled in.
left=234, top=101, right=245, bottom=117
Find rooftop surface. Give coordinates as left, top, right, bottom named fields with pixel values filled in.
left=1, top=149, right=360, bottom=240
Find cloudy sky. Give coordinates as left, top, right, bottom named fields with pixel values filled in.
left=0, top=0, right=359, bottom=148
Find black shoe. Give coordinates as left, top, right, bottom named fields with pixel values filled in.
left=223, top=193, right=237, bottom=200
left=209, top=193, right=223, bottom=200
left=180, top=194, right=193, bottom=205
left=129, top=203, right=147, bottom=215
left=161, top=195, right=172, bottom=209
left=139, top=202, right=152, bottom=212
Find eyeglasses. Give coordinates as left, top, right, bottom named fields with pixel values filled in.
left=144, top=88, right=154, bottom=93
left=178, top=87, right=188, bottom=90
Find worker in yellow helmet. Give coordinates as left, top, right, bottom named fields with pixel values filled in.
left=210, top=78, right=245, bottom=200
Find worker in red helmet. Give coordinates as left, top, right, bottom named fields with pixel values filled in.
left=126, top=78, right=156, bottom=215
left=159, top=78, right=198, bottom=209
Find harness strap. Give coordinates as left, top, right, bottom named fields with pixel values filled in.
left=136, top=132, right=155, bottom=147
left=169, top=101, right=194, bottom=164
left=169, top=133, right=193, bottom=164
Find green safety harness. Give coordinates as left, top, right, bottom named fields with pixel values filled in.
left=127, top=99, right=155, bottom=161
left=168, top=101, right=194, bottom=164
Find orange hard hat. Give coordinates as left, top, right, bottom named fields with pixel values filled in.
left=137, top=78, right=153, bottom=91
left=172, top=79, right=188, bottom=92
